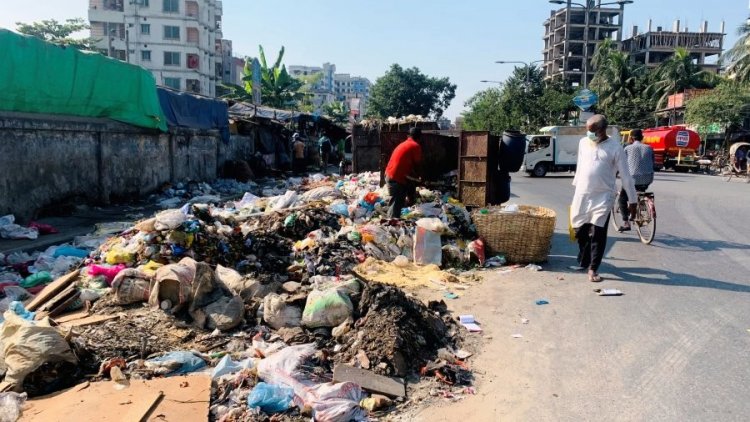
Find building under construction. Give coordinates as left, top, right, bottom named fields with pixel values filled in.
left=621, top=20, right=725, bottom=73
left=542, top=1, right=627, bottom=87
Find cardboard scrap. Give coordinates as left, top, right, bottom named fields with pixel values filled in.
left=59, top=314, right=121, bottom=328
left=25, top=270, right=79, bottom=312
left=333, top=364, right=405, bottom=398
left=21, top=374, right=210, bottom=422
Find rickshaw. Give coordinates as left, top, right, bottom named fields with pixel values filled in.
left=723, top=142, right=750, bottom=182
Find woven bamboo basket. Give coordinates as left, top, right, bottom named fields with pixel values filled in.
left=472, top=205, right=557, bottom=263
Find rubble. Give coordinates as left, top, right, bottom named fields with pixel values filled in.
left=1, top=171, right=490, bottom=420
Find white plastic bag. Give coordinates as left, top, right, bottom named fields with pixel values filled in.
left=413, top=226, right=442, bottom=266
left=301, top=288, right=353, bottom=328
left=263, top=294, right=302, bottom=330
left=415, top=217, right=448, bottom=233
left=154, top=209, right=187, bottom=231
left=0, top=392, right=27, bottom=422
left=300, top=186, right=342, bottom=202
left=269, top=190, right=299, bottom=211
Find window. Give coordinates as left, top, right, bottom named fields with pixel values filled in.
left=164, top=51, right=180, bottom=66
left=187, top=54, right=199, bottom=69
left=141, top=50, right=151, bottom=61
left=164, top=77, right=180, bottom=90
left=141, top=0, right=149, bottom=6
left=186, top=79, right=200, bottom=93
left=140, top=24, right=150, bottom=34
left=163, top=25, right=180, bottom=40
left=163, top=0, right=178, bottom=13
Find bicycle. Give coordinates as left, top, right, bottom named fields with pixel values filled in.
left=611, top=191, right=656, bottom=244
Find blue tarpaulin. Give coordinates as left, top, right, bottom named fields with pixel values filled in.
left=157, top=87, right=230, bottom=142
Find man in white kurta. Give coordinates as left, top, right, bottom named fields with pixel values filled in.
left=571, top=115, right=637, bottom=282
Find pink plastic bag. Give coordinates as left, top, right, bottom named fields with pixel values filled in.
left=88, top=264, right=126, bottom=285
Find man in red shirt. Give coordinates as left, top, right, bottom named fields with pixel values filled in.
left=385, top=127, right=423, bottom=218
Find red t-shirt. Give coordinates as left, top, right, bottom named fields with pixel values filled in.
left=385, top=137, right=422, bottom=184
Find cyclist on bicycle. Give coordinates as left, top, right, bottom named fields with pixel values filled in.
left=618, top=129, right=654, bottom=232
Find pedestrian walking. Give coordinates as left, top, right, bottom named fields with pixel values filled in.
left=384, top=127, right=423, bottom=219
left=318, top=131, right=333, bottom=172
left=570, top=115, right=637, bottom=282
left=292, top=133, right=306, bottom=175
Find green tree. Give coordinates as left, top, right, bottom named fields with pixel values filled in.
left=648, top=47, right=716, bottom=110
left=241, top=46, right=303, bottom=109
left=324, top=101, right=349, bottom=125
left=296, top=73, right=324, bottom=113
left=16, top=18, right=95, bottom=50
left=461, top=67, right=575, bottom=134
left=368, top=64, right=456, bottom=119
left=723, top=17, right=750, bottom=83
left=685, top=81, right=750, bottom=141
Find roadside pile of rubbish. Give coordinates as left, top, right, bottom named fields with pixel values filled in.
left=0, top=171, right=487, bottom=421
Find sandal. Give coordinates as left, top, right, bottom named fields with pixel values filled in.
left=618, top=225, right=631, bottom=232
left=588, top=273, right=603, bottom=283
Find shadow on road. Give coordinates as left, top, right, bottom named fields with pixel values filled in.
left=604, top=266, right=750, bottom=293
left=651, top=233, right=748, bottom=252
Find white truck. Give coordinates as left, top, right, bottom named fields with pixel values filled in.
left=524, top=125, right=621, bottom=177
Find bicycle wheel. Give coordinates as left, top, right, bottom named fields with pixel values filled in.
left=611, top=193, right=623, bottom=232
left=635, top=198, right=656, bottom=244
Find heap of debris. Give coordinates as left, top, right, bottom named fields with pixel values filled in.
left=0, top=172, right=486, bottom=421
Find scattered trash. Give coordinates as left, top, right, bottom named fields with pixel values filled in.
left=511, top=334, right=524, bottom=339
left=246, top=382, right=295, bottom=413
left=525, top=264, right=543, bottom=271
left=459, top=315, right=482, bottom=332
left=594, top=288, right=624, bottom=296
left=521, top=318, right=529, bottom=324
left=144, top=351, right=206, bottom=376
left=535, top=299, right=549, bottom=305
left=0, top=392, right=27, bottom=422
left=444, top=292, right=459, bottom=299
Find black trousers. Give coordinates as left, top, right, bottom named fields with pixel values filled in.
left=575, top=215, right=610, bottom=272
left=619, top=184, right=649, bottom=221
left=386, top=178, right=416, bottom=219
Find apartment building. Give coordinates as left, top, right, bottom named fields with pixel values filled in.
left=89, top=0, right=226, bottom=97
left=333, top=74, right=371, bottom=118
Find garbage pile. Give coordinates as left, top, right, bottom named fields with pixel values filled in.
left=0, top=171, right=488, bottom=421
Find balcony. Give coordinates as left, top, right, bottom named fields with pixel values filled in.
left=187, top=27, right=200, bottom=44
left=89, top=0, right=123, bottom=11
left=185, top=1, right=199, bottom=20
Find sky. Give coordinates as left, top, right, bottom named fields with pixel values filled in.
left=1, top=0, right=748, bottom=120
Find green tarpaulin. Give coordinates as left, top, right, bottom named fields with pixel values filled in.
left=0, top=29, right=167, bottom=131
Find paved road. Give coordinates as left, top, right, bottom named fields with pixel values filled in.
left=417, top=171, right=750, bottom=422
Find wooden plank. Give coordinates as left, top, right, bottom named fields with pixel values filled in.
left=36, top=284, right=77, bottom=314
left=332, top=364, right=405, bottom=398
left=59, top=314, right=120, bottom=328
left=48, top=291, right=81, bottom=317
left=26, top=269, right=79, bottom=311
left=52, top=310, right=92, bottom=324
left=123, top=391, right=164, bottom=422
left=21, top=375, right=211, bottom=422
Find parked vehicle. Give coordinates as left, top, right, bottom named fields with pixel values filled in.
left=524, top=125, right=621, bottom=177
left=641, top=126, right=701, bottom=172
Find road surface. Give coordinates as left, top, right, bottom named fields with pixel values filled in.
left=416, top=171, right=750, bottom=422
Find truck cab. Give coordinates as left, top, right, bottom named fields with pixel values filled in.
left=524, top=126, right=620, bottom=177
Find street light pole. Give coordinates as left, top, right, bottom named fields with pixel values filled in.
left=494, top=60, right=544, bottom=88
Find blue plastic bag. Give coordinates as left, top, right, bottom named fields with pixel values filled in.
left=329, top=203, right=349, bottom=217
left=9, top=301, right=35, bottom=321
left=211, top=355, right=253, bottom=379
left=146, top=351, right=206, bottom=375
left=247, top=382, right=294, bottom=413
left=52, top=246, right=89, bottom=258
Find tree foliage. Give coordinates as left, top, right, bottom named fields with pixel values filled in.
left=368, top=64, right=456, bottom=119
left=16, top=18, right=96, bottom=50
left=461, top=66, right=575, bottom=134
left=241, top=46, right=303, bottom=108
left=685, top=81, right=750, bottom=134
left=324, top=101, right=349, bottom=125
left=648, top=47, right=716, bottom=109
left=723, top=17, right=750, bottom=83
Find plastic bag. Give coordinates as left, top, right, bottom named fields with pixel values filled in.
left=247, top=382, right=295, bottom=413
left=301, top=186, right=342, bottom=202
left=0, top=218, right=38, bottom=240
left=154, top=209, right=187, bottom=231
left=416, top=218, right=449, bottom=234
left=235, top=192, right=260, bottom=209
left=413, top=226, right=442, bottom=266
left=52, top=246, right=88, bottom=258
left=104, top=247, right=135, bottom=265
left=308, top=382, right=367, bottom=422
left=269, top=190, right=299, bottom=211
left=0, top=392, right=27, bottom=422
left=467, top=239, right=486, bottom=266
left=301, top=288, right=353, bottom=328
left=8, top=301, right=35, bottom=320
left=329, top=203, right=350, bottom=217
left=211, top=355, right=254, bottom=379
left=88, top=264, right=126, bottom=285
left=204, top=295, right=244, bottom=331
left=111, top=269, right=153, bottom=305
left=145, top=351, right=206, bottom=376
left=263, top=294, right=302, bottom=330
left=2, top=286, right=31, bottom=302
left=20, top=271, right=52, bottom=289
left=1, top=312, right=78, bottom=387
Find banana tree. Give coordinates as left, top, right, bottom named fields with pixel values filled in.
left=241, top=45, right=303, bottom=108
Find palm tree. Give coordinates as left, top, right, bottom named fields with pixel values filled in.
left=591, top=49, right=639, bottom=110
left=648, top=47, right=715, bottom=110
left=723, top=16, right=750, bottom=83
